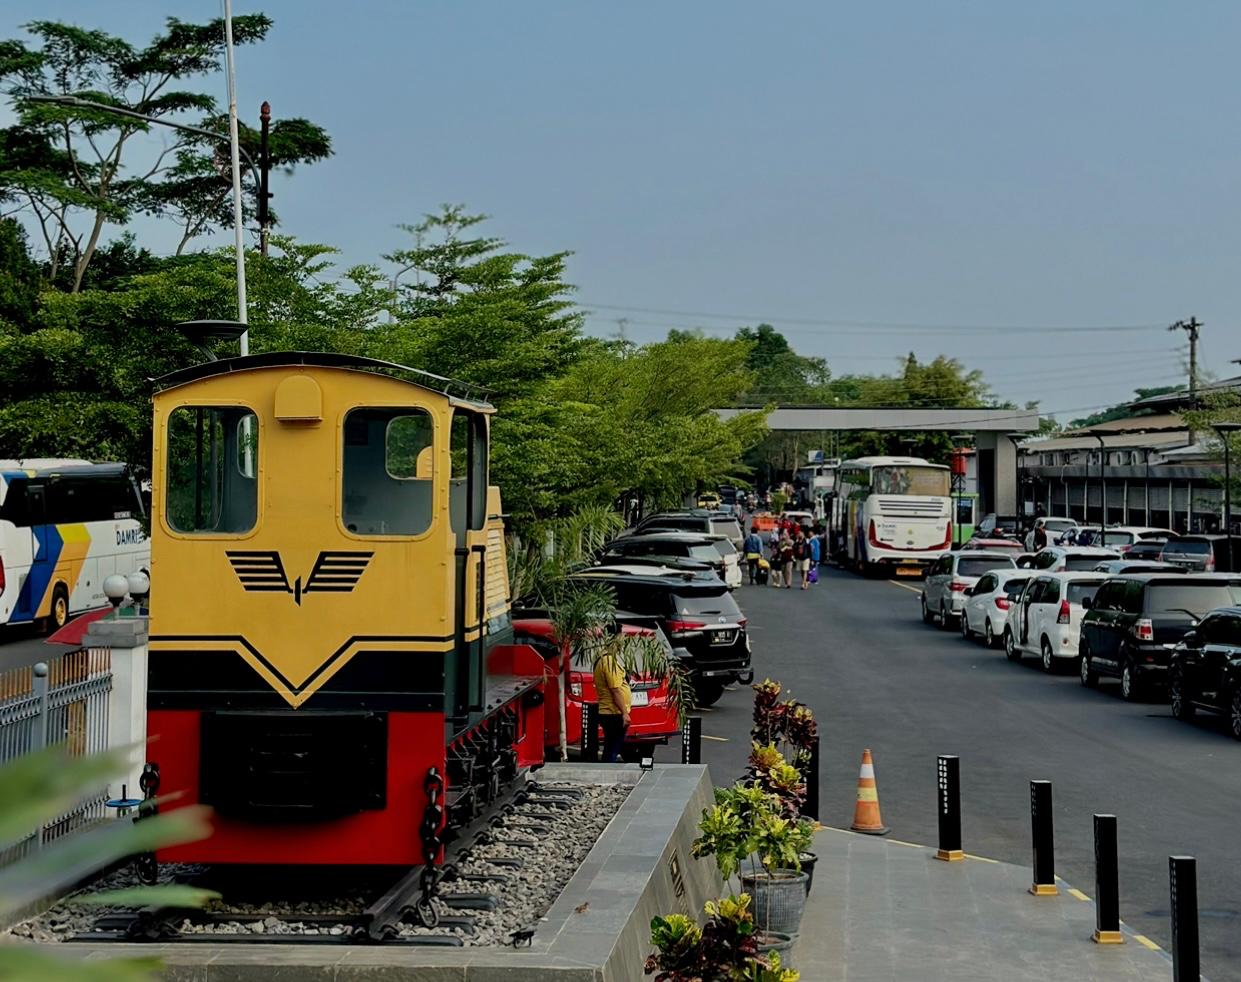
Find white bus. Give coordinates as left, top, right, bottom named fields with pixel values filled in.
left=0, top=460, right=149, bottom=632
left=827, top=456, right=951, bottom=576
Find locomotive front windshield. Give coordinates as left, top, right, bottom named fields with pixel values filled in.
left=166, top=406, right=259, bottom=534
left=342, top=408, right=434, bottom=535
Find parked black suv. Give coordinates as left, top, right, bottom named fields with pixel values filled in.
left=567, top=570, right=751, bottom=706
left=1168, top=606, right=1241, bottom=740
left=601, top=532, right=735, bottom=586
left=1079, top=574, right=1241, bottom=699
left=1159, top=535, right=1241, bottom=573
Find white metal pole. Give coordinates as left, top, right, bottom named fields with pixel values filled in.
left=222, top=0, right=249, bottom=351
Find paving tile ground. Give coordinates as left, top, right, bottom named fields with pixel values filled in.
left=793, top=827, right=1178, bottom=982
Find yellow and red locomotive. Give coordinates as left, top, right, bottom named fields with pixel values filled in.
left=144, top=349, right=545, bottom=867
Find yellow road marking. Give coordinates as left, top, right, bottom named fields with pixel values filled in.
left=702, top=734, right=729, bottom=742
left=888, top=839, right=923, bottom=848
left=964, top=853, right=999, bottom=864
left=888, top=580, right=922, bottom=594
left=1132, top=934, right=1161, bottom=951
left=1068, top=888, right=1091, bottom=902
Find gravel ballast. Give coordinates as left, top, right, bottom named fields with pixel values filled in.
left=8, top=779, right=630, bottom=947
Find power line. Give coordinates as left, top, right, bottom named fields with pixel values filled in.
left=580, top=302, right=1166, bottom=334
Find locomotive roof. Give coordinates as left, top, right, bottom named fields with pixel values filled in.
left=151, top=351, right=493, bottom=408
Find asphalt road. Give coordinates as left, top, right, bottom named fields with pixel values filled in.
left=697, top=567, right=1241, bottom=982
left=0, top=624, right=63, bottom=672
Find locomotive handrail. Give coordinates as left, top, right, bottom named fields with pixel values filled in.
left=149, top=350, right=494, bottom=404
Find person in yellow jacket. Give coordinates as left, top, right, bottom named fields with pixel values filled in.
left=594, top=653, right=631, bottom=763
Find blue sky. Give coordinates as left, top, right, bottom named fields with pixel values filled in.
left=4, top=1, right=1240, bottom=418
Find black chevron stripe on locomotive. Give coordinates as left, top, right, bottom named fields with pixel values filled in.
left=226, top=550, right=374, bottom=605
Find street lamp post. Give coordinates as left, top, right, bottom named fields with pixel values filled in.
left=1212, top=423, right=1241, bottom=571
left=1088, top=432, right=1107, bottom=543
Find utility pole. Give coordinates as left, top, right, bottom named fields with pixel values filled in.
left=258, top=101, right=272, bottom=258
left=1169, top=317, right=1203, bottom=399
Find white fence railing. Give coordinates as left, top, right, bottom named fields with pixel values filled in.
left=0, top=649, right=113, bottom=864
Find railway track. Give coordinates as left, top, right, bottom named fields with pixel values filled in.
left=72, top=777, right=592, bottom=946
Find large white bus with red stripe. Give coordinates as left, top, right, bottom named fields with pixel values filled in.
left=0, top=460, right=149, bottom=632
left=827, top=456, right=952, bottom=577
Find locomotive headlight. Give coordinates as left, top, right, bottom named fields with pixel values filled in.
left=569, top=681, right=583, bottom=697
left=103, top=574, right=129, bottom=611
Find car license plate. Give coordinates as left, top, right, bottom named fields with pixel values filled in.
left=631, top=690, right=649, bottom=706
left=895, top=566, right=921, bottom=577
left=711, top=630, right=734, bottom=646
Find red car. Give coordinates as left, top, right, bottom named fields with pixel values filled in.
left=512, top=615, right=682, bottom=761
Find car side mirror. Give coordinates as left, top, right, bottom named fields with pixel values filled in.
left=964, top=586, right=975, bottom=597
left=1080, top=597, right=1092, bottom=609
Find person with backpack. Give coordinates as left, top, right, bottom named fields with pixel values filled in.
left=743, top=528, right=764, bottom=584
left=808, top=531, right=821, bottom=583
left=792, top=530, right=812, bottom=590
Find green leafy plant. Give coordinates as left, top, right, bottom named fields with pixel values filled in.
left=692, top=802, right=750, bottom=884
left=750, top=814, right=812, bottom=874
left=645, top=893, right=799, bottom=981
left=0, top=745, right=216, bottom=980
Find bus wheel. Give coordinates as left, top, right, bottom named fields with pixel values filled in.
left=45, top=584, right=69, bottom=635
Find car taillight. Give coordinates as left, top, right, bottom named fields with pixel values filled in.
left=868, top=520, right=882, bottom=548
left=934, top=521, right=953, bottom=551
left=1118, top=544, right=1132, bottom=554
left=667, top=619, right=706, bottom=633
left=950, top=580, right=967, bottom=592
left=737, top=617, right=747, bottom=629
left=994, top=596, right=1010, bottom=610
left=1057, top=600, right=1070, bottom=624
left=1134, top=618, right=1154, bottom=641
left=1206, top=556, right=1216, bottom=572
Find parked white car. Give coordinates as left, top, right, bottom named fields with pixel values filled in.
left=960, top=569, right=1031, bottom=647
left=1028, top=546, right=1118, bottom=572
left=1092, top=526, right=1176, bottom=554
left=1004, top=572, right=1106, bottom=672
left=921, top=552, right=1017, bottom=629
left=1024, top=517, right=1079, bottom=550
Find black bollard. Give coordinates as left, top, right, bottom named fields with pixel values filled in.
left=1169, top=856, right=1199, bottom=982
left=580, top=702, right=599, bottom=762
left=1029, top=780, right=1058, bottom=896
left=935, top=755, right=963, bottom=862
left=802, top=734, right=821, bottom=821
left=681, top=715, right=702, bottom=765
left=1092, top=815, right=1123, bottom=943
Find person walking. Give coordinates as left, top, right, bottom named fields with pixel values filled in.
left=777, top=532, right=795, bottom=589
left=743, top=528, right=764, bottom=584
left=808, top=530, right=821, bottom=579
left=593, top=650, right=631, bottom=763
left=1032, top=518, right=1048, bottom=552
left=793, top=530, right=812, bottom=590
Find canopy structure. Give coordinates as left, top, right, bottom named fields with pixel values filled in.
left=716, top=405, right=1041, bottom=515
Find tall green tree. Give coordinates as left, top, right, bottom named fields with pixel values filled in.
left=0, top=16, right=330, bottom=287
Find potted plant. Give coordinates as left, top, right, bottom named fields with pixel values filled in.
left=694, top=784, right=811, bottom=940
left=741, top=811, right=812, bottom=937
left=747, top=744, right=817, bottom=894
left=646, top=893, right=800, bottom=980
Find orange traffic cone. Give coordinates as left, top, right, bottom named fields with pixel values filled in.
left=850, top=748, right=889, bottom=835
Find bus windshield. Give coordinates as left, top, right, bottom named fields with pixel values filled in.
left=872, top=466, right=949, bottom=496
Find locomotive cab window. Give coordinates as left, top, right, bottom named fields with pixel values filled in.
left=166, top=407, right=259, bottom=534
left=343, top=408, right=434, bottom=536
left=450, top=410, right=488, bottom=535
